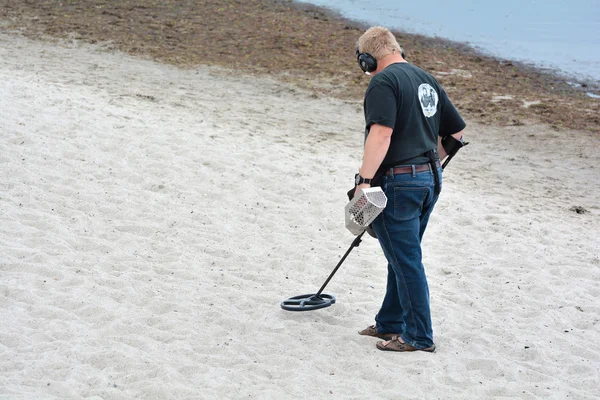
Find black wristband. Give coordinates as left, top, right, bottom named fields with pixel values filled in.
left=355, top=174, right=373, bottom=186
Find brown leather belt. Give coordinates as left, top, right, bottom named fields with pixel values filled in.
left=385, top=160, right=441, bottom=176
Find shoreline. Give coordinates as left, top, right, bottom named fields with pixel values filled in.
left=297, top=0, right=600, bottom=88
left=293, top=0, right=600, bottom=91
left=1, top=0, right=598, bottom=133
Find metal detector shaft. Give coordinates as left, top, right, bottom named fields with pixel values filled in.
left=315, top=230, right=366, bottom=297
left=441, top=154, right=454, bottom=170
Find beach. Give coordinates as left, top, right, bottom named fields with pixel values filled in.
left=1, top=2, right=599, bottom=399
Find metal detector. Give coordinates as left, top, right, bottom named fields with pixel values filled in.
left=280, top=187, right=387, bottom=311
left=280, top=138, right=467, bottom=312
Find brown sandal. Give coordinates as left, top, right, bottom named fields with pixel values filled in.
left=358, top=325, right=399, bottom=341
left=376, top=337, right=436, bottom=353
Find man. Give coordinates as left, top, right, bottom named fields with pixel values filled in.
left=353, top=26, right=466, bottom=352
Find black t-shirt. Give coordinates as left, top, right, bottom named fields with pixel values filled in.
left=364, top=62, right=466, bottom=166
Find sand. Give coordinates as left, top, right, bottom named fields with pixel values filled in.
left=0, top=32, right=599, bottom=399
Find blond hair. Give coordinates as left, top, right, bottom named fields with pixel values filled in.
left=357, top=26, right=403, bottom=60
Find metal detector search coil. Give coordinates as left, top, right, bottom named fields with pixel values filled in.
left=345, top=187, right=388, bottom=235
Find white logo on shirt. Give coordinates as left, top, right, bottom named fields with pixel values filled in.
left=418, top=83, right=439, bottom=118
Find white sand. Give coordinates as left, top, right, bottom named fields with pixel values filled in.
left=1, top=32, right=599, bottom=399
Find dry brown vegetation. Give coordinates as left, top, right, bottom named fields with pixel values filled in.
left=1, top=0, right=598, bottom=132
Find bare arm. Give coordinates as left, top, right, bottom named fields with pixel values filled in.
left=437, top=130, right=465, bottom=161
left=355, top=124, right=393, bottom=193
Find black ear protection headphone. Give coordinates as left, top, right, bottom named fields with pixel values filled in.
left=356, top=46, right=378, bottom=75
left=355, top=45, right=406, bottom=75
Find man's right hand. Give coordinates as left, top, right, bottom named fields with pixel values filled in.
left=354, top=183, right=372, bottom=198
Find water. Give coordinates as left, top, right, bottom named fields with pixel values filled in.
left=303, top=0, right=600, bottom=84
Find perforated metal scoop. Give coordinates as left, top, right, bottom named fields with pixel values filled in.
left=345, top=187, right=388, bottom=235
left=281, top=187, right=387, bottom=311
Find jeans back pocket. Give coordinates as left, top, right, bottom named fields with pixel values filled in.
left=393, top=186, right=429, bottom=221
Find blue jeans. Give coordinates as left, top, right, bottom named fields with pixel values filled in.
left=370, top=165, right=442, bottom=349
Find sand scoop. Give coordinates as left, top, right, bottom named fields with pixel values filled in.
left=281, top=187, right=387, bottom=311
